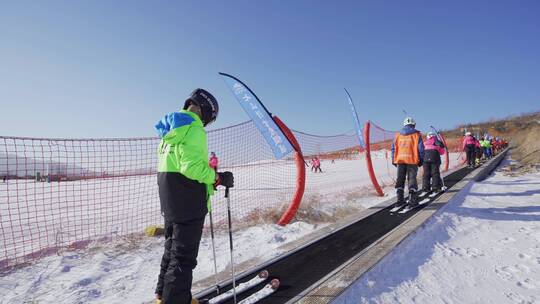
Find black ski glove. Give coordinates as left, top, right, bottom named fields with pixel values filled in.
left=392, top=162, right=397, bottom=167
left=435, top=140, right=445, bottom=148
left=216, top=171, right=234, bottom=188
left=418, top=160, right=423, bottom=167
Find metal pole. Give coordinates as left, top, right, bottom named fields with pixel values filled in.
left=209, top=211, right=220, bottom=294
left=225, top=187, right=237, bottom=303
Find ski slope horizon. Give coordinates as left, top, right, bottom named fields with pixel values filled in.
left=0, top=151, right=464, bottom=268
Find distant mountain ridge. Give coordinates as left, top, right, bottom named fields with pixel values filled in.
left=0, top=152, right=92, bottom=179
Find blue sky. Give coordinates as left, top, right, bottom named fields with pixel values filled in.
left=1, top=1, right=539, bottom=138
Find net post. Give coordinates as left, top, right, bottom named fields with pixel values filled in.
left=363, top=121, right=384, bottom=197
left=439, top=133, right=450, bottom=172
left=273, top=116, right=306, bottom=226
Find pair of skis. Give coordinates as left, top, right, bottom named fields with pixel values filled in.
left=395, top=197, right=431, bottom=214
left=199, top=189, right=279, bottom=304
left=198, top=270, right=280, bottom=304
left=418, top=186, right=447, bottom=199
left=389, top=199, right=429, bottom=214
left=389, top=187, right=447, bottom=214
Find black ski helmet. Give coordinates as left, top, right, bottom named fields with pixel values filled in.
left=183, top=88, right=219, bottom=126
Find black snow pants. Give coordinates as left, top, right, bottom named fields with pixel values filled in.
left=465, top=144, right=476, bottom=167
left=156, top=172, right=208, bottom=304
left=156, top=218, right=205, bottom=304
left=422, top=161, right=441, bottom=191
left=395, top=164, right=419, bottom=192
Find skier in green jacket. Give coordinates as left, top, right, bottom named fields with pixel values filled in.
left=154, top=88, right=234, bottom=304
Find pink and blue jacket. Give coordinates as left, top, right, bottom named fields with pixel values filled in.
left=462, top=135, right=477, bottom=151
left=423, top=136, right=446, bottom=164
left=424, top=137, right=446, bottom=155
left=209, top=156, right=218, bottom=170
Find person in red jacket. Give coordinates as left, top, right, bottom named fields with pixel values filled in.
left=314, top=156, right=322, bottom=173
left=462, top=132, right=477, bottom=168
left=209, top=152, right=218, bottom=171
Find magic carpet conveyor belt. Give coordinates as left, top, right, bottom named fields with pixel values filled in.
left=196, top=165, right=477, bottom=304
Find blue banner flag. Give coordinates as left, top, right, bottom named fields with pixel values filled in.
left=344, top=88, right=366, bottom=149
left=220, top=73, right=294, bottom=159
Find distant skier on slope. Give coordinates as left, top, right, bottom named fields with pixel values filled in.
left=462, top=132, right=477, bottom=168
left=313, top=156, right=323, bottom=173
left=310, top=157, right=317, bottom=172
left=421, top=131, right=446, bottom=196
left=391, top=117, right=424, bottom=208
left=154, top=88, right=234, bottom=304
left=209, top=152, right=218, bottom=171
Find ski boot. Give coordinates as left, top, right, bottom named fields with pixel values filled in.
left=389, top=189, right=407, bottom=212
left=418, top=188, right=430, bottom=198
left=395, top=189, right=406, bottom=208
left=428, top=188, right=442, bottom=198
left=407, top=190, right=419, bottom=208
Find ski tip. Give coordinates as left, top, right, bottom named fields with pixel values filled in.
left=259, top=270, right=269, bottom=279
left=270, top=278, right=280, bottom=290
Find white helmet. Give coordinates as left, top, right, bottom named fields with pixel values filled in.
left=465, top=132, right=472, bottom=136
left=403, top=117, right=416, bottom=126
left=427, top=131, right=436, bottom=138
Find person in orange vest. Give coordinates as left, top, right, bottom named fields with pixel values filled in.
left=391, top=117, right=424, bottom=207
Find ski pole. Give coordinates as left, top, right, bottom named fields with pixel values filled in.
left=430, top=125, right=444, bottom=143
left=209, top=211, right=220, bottom=295
left=441, top=173, right=447, bottom=190
left=225, top=187, right=237, bottom=303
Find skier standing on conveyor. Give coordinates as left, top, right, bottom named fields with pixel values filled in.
left=154, top=88, right=234, bottom=304
left=462, top=132, right=477, bottom=168
left=420, top=131, right=446, bottom=196
left=474, top=136, right=482, bottom=165
left=486, top=136, right=493, bottom=158
left=480, top=136, right=491, bottom=159
left=391, top=117, right=424, bottom=208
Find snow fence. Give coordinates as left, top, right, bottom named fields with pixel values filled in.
left=0, top=120, right=456, bottom=270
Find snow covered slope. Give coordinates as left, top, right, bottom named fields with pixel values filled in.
left=0, top=153, right=464, bottom=304
left=335, top=160, right=540, bottom=304
left=0, top=222, right=319, bottom=303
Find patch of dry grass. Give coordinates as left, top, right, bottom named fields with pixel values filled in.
left=237, top=192, right=362, bottom=228
left=509, top=124, right=540, bottom=169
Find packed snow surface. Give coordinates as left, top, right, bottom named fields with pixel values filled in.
left=335, top=160, right=540, bottom=304
left=0, top=222, right=318, bottom=303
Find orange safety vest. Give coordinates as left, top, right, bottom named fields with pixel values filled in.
left=393, top=132, right=420, bottom=165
